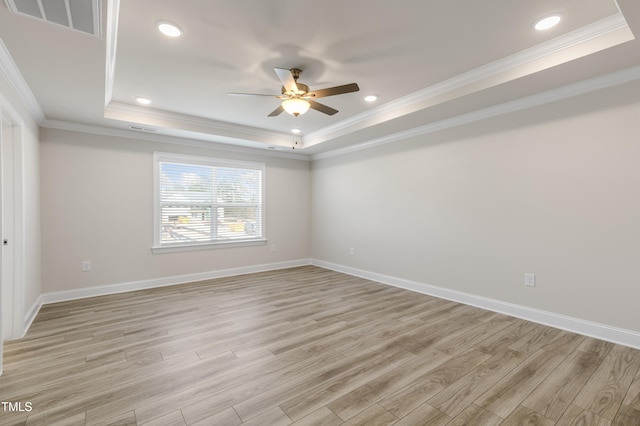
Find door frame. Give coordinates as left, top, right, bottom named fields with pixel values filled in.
left=0, top=101, right=25, bottom=372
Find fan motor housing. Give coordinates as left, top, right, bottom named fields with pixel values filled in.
left=282, top=83, right=309, bottom=96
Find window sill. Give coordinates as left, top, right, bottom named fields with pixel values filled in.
left=152, top=239, right=267, bottom=254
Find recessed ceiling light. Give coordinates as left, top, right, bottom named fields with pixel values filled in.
left=534, top=14, right=562, bottom=31
left=136, top=97, right=151, bottom=105
left=291, top=128, right=302, bottom=134
left=157, top=21, right=182, bottom=37
left=364, top=95, right=378, bottom=102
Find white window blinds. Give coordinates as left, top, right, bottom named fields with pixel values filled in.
left=154, top=153, right=264, bottom=248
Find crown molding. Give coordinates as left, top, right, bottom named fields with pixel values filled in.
left=42, top=118, right=311, bottom=161
left=105, top=101, right=290, bottom=141
left=100, top=5, right=630, bottom=156
left=313, top=64, right=640, bottom=160
left=304, top=12, right=631, bottom=149
left=0, top=38, right=45, bottom=122
left=3, top=4, right=633, bottom=162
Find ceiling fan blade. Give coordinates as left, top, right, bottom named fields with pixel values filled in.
left=308, top=100, right=338, bottom=116
left=307, top=83, right=359, bottom=99
left=268, top=105, right=284, bottom=117
left=274, top=68, right=299, bottom=94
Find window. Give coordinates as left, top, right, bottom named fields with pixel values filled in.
left=153, top=152, right=264, bottom=250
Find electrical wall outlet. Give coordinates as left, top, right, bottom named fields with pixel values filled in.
left=82, top=260, right=92, bottom=272
left=349, top=248, right=355, bottom=255
left=524, top=273, right=536, bottom=287
left=270, top=244, right=276, bottom=252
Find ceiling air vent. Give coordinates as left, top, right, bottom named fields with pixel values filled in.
left=128, top=125, right=157, bottom=133
left=5, top=0, right=101, bottom=37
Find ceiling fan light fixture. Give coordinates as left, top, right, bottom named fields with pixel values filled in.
left=282, top=98, right=310, bottom=116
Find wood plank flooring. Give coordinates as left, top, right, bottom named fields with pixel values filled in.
left=1, top=265, right=640, bottom=425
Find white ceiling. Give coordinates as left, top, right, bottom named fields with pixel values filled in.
left=0, top=0, right=639, bottom=157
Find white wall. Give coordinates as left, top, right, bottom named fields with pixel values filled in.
left=40, top=128, right=311, bottom=294
left=312, top=79, right=640, bottom=334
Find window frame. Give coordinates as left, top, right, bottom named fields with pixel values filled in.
left=152, top=152, right=266, bottom=253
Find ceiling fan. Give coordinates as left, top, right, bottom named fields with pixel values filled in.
left=229, top=68, right=359, bottom=117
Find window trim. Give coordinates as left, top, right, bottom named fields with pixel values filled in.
left=152, top=152, right=266, bottom=251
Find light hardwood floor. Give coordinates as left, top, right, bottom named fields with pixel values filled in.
left=1, top=266, right=639, bottom=425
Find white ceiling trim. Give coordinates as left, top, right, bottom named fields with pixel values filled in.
left=312, top=65, right=640, bottom=161
left=41, top=118, right=310, bottom=161
left=303, top=12, right=631, bottom=149
left=0, top=38, right=45, bottom=122
left=101, top=5, right=630, bottom=155
left=104, top=101, right=292, bottom=146
left=37, top=63, right=640, bottom=162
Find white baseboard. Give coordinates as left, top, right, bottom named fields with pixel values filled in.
left=30, top=258, right=640, bottom=350
left=313, top=260, right=640, bottom=350
left=41, top=259, right=312, bottom=305
left=3, top=295, right=44, bottom=341
left=22, top=296, right=43, bottom=338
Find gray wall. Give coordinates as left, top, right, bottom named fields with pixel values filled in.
left=312, top=79, right=640, bottom=332
left=40, top=128, right=311, bottom=293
